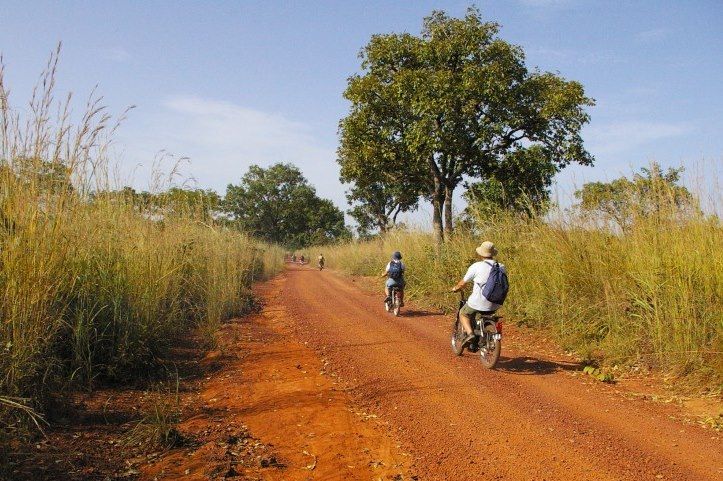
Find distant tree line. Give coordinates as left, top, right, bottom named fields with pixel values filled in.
left=105, top=163, right=350, bottom=248
left=222, top=163, right=349, bottom=247
left=574, top=163, right=698, bottom=232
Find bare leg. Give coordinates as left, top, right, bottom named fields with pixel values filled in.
left=459, top=312, right=474, bottom=336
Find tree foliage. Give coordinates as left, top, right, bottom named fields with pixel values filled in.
left=337, top=37, right=427, bottom=235
left=222, top=163, right=349, bottom=247
left=103, top=186, right=220, bottom=221
left=463, top=146, right=558, bottom=217
left=338, top=7, right=594, bottom=241
left=575, top=163, right=698, bottom=231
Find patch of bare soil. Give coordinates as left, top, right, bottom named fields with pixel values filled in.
left=5, top=273, right=413, bottom=481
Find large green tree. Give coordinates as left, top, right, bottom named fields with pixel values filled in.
left=338, top=126, right=423, bottom=234
left=338, top=7, right=594, bottom=241
left=223, top=163, right=349, bottom=247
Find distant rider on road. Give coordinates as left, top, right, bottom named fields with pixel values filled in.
left=381, top=251, right=405, bottom=307
left=318, top=253, right=325, bottom=269
left=451, top=241, right=506, bottom=348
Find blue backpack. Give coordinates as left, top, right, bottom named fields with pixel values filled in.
left=481, top=261, right=509, bottom=305
left=387, top=261, right=404, bottom=280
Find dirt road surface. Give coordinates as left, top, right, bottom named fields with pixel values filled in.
left=135, top=264, right=721, bottom=481
left=275, top=265, right=721, bottom=481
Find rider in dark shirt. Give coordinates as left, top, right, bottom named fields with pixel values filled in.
left=380, top=251, right=405, bottom=307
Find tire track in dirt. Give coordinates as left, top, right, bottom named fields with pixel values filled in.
left=282, top=265, right=722, bottom=481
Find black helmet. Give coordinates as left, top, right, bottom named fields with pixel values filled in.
left=392, top=251, right=402, bottom=260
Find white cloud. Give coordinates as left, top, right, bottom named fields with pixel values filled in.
left=584, top=120, right=691, bottom=156
left=102, top=47, right=131, bottom=62
left=118, top=96, right=343, bottom=204
left=636, top=28, right=669, bottom=43
left=163, top=97, right=328, bottom=156
left=526, top=46, right=568, bottom=61
left=526, top=46, right=624, bottom=65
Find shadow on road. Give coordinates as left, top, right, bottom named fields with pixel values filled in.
left=399, top=309, right=443, bottom=318
left=495, top=356, right=581, bottom=376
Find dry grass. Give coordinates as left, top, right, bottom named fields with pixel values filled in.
left=325, top=200, right=722, bottom=390
left=121, top=380, right=183, bottom=451
left=0, top=47, right=284, bottom=449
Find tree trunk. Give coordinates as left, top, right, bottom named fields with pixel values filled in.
left=444, top=184, right=454, bottom=239
left=431, top=178, right=444, bottom=245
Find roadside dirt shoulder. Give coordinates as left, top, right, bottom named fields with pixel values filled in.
left=142, top=274, right=413, bottom=480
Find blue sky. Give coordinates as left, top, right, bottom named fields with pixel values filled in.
left=1, top=0, right=721, bottom=221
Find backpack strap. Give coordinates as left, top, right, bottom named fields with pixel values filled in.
left=477, top=261, right=498, bottom=289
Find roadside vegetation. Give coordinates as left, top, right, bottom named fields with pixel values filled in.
left=325, top=167, right=722, bottom=389
left=0, top=49, right=284, bottom=457
left=330, top=8, right=721, bottom=390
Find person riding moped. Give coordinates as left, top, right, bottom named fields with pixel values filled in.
left=381, top=251, right=405, bottom=307
left=451, top=241, right=506, bottom=348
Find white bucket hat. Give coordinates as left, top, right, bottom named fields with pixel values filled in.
left=475, top=241, right=498, bottom=258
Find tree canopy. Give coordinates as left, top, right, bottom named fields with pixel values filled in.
left=338, top=7, right=594, bottom=241
left=222, top=163, right=349, bottom=247
left=463, top=146, right=558, bottom=217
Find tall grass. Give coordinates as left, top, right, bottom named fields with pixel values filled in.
left=0, top=48, right=283, bottom=449
left=325, top=198, right=722, bottom=389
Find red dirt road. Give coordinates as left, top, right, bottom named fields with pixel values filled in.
left=281, top=265, right=721, bottom=481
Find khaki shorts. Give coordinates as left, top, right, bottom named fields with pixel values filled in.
left=460, top=303, right=494, bottom=319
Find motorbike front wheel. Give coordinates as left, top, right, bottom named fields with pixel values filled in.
left=450, top=317, right=466, bottom=356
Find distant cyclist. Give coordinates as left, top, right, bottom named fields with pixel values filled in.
left=451, top=241, right=507, bottom=348
left=300, top=254, right=305, bottom=264
left=318, top=253, right=325, bottom=270
left=381, top=251, right=405, bottom=307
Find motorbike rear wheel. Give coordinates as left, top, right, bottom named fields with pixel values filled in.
left=479, top=323, right=501, bottom=368
left=393, top=290, right=401, bottom=316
